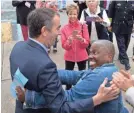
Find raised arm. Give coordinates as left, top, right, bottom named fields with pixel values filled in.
left=58, top=69, right=85, bottom=85
left=36, top=62, right=94, bottom=113
left=61, top=27, right=73, bottom=51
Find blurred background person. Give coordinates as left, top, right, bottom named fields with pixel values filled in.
left=100, top=0, right=113, bottom=42
left=12, top=0, right=36, bottom=41
left=61, top=4, right=90, bottom=89
left=58, top=0, right=67, bottom=12
left=73, top=0, right=87, bottom=20
left=108, top=1, right=134, bottom=70
left=80, top=0, right=110, bottom=43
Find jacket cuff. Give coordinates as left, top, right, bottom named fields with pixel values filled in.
left=125, top=87, right=134, bottom=107
left=23, top=90, right=33, bottom=109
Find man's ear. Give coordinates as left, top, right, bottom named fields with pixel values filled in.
left=108, top=54, right=113, bottom=62
left=41, top=26, right=48, bottom=37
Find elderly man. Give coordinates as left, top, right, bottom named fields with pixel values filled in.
left=10, top=8, right=118, bottom=113
left=16, top=40, right=128, bottom=113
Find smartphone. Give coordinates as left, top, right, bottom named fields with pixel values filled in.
left=72, top=30, right=78, bottom=36
left=86, top=16, right=100, bottom=22
left=86, top=16, right=95, bottom=22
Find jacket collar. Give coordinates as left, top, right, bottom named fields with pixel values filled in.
left=26, top=39, right=48, bottom=54
left=68, top=20, right=80, bottom=28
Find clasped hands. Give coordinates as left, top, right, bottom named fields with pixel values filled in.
left=112, top=70, right=134, bottom=92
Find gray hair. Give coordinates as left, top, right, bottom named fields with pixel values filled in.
left=93, top=40, right=115, bottom=60
left=27, top=8, right=60, bottom=38
left=86, top=0, right=99, bottom=7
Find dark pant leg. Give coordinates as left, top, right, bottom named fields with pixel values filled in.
left=15, top=100, right=24, bottom=113
left=108, top=31, right=113, bottom=42
left=105, top=10, right=113, bottom=42
left=65, top=61, right=75, bottom=70
left=21, top=25, right=28, bottom=41
left=115, top=33, right=127, bottom=59
left=124, top=34, right=131, bottom=51
left=115, top=33, right=130, bottom=70
left=53, top=38, right=58, bottom=48
left=98, top=29, right=110, bottom=41
left=65, top=61, right=75, bottom=90
left=77, top=60, right=87, bottom=70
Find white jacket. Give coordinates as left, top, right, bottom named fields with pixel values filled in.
left=125, top=87, right=134, bottom=108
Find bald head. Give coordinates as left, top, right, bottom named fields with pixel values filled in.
left=93, top=40, right=115, bottom=60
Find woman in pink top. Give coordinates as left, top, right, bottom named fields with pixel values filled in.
left=61, top=4, right=90, bottom=89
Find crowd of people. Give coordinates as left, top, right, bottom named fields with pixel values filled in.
left=10, top=0, right=134, bottom=113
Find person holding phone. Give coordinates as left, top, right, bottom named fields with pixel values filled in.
left=61, top=4, right=90, bottom=89
left=80, top=0, right=110, bottom=42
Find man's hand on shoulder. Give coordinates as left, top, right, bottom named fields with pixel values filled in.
left=93, top=78, right=119, bottom=106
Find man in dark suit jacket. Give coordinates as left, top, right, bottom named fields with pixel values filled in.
left=10, top=8, right=118, bottom=113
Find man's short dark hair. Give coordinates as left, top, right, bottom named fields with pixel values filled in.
left=27, top=8, right=59, bottom=38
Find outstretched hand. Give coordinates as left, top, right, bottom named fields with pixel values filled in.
left=93, top=78, right=119, bottom=106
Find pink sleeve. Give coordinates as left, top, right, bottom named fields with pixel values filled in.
left=80, top=24, right=90, bottom=48
left=61, top=28, right=72, bottom=51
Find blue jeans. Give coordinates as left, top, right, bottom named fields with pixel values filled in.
left=53, top=38, right=58, bottom=48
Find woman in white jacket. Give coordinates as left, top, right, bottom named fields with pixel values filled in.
left=80, top=0, right=110, bottom=42
left=112, top=70, right=134, bottom=109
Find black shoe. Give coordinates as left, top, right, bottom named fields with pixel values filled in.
left=53, top=48, right=57, bottom=53
left=48, top=48, right=50, bottom=53
left=125, top=63, right=131, bottom=70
